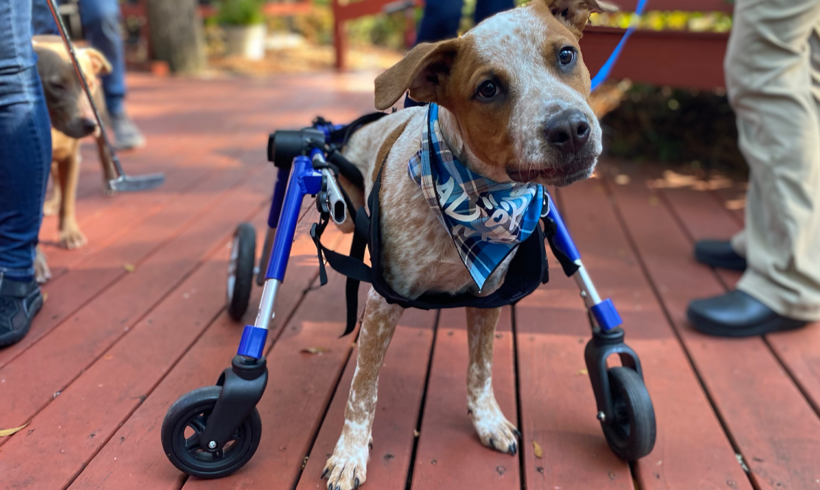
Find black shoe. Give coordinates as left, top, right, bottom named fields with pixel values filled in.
left=0, top=276, right=43, bottom=347
left=687, top=290, right=806, bottom=337
left=694, top=239, right=747, bottom=271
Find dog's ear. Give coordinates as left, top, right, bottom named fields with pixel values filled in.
left=82, top=47, right=112, bottom=76
left=544, top=0, right=618, bottom=36
left=374, top=39, right=461, bottom=111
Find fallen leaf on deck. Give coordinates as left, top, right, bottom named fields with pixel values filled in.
left=648, top=196, right=659, bottom=206
left=301, top=347, right=329, bottom=355
left=414, top=430, right=420, bottom=437
left=614, top=174, right=630, bottom=185
left=123, top=264, right=136, bottom=272
left=576, top=369, right=588, bottom=376
left=0, top=424, right=28, bottom=437
left=42, top=292, right=48, bottom=303
left=532, top=441, right=543, bottom=458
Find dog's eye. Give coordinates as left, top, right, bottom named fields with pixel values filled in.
left=558, top=47, right=575, bottom=65
left=476, top=80, right=498, bottom=100
left=49, top=80, right=67, bottom=92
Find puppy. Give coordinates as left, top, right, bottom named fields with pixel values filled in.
left=323, top=1, right=615, bottom=488
left=33, top=35, right=116, bottom=253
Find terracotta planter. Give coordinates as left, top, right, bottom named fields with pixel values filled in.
left=223, top=24, right=267, bottom=60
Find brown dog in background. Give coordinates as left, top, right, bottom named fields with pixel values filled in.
left=32, top=35, right=117, bottom=282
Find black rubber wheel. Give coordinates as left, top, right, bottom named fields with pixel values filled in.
left=600, top=367, right=656, bottom=461
left=227, top=223, right=256, bottom=321
left=161, top=386, right=262, bottom=479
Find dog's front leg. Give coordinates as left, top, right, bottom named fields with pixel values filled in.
left=466, top=307, right=520, bottom=455
left=56, top=154, right=87, bottom=249
left=324, top=287, right=403, bottom=490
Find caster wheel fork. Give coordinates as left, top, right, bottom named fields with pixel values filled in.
left=584, top=327, right=656, bottom=461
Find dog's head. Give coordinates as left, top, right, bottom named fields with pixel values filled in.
left=375, top=0, right=616, bottom=187
left=32, top=35, right=112, bottom=139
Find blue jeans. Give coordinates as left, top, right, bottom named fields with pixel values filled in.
left=31, top=0, right=127, bottom=115
left=0, top=0, right=52, bottom=281
left=416, top=0, right=515, bottom=44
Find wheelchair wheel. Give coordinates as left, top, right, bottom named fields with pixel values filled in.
left=227, top=223, right=256, bottom=321
left=161, top=386, right=262, bottom=479
left=600, top=367, right=656, bottom=461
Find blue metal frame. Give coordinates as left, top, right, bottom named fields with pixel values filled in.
left=265, top=155, right=322, bottom=282
left=543, top=190, right=623, bottom=331
left=239, top=133, right=626, bottom=360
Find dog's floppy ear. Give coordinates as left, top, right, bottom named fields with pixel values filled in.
left=81, top=47, right=112, bottom=76
left=544, top=0, right=618, bottom=36
left=374, top=38, right=461, bottom=111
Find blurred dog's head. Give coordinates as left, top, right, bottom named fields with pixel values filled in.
left=33, top=35, right=111, bottom=139
left=375, top=0, right=616, bottom=187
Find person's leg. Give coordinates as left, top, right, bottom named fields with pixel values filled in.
left=415, top=0, right=464, bottom=45
left=79, top=0, right=144, bottom=149
left=31, top=0, right=60, bottom=35
left=688, top=0, right=820, bottom=335
left=0, top=0, right=50, bottom=345
left=474, top=0, right=515, bottom=26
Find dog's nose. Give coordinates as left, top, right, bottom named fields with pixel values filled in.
left=545, top=110, right=590, bottom=154
left=80, top=118, right=97, bottom=135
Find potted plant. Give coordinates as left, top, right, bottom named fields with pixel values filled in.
left=217, top=0, right=267, bottom=60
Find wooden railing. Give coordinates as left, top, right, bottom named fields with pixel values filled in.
left=331, top=0, right=423, bottom=70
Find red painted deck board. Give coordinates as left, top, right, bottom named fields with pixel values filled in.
left=605, top=162, right=820, bottom=490
left=0, top=166, right=269, bottom=447
left=2, top=74, right=820, bottom=490
left=183, top=240, right=359, bottom=490
left=296, top=308, right=436, bottom=490
left=515, top=286, right=633, bottom=489
left=69, top=209, right=344, bottom=490
left=557, top=174, right=752, bottom=489
left=410, top=308, right=520, bottom=490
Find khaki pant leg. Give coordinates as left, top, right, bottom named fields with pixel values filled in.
left=725, top=0, right=820, bottom=321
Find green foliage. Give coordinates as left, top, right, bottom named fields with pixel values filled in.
left=347, top=10, right=407, bottom=50
left=601, top=85, right=746, bottom=175
left=589, top=11, right=733, bottom=32
left=217, top=0, right=265, bottom=26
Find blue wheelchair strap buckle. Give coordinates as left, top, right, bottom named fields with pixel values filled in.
left=590, top=298, right=623, bottom=331
left=237, top=325, right=268, bottom=359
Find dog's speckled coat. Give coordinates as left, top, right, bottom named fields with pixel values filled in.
left=324, top=1, right=615, bottom=488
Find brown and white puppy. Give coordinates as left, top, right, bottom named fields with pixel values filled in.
left=33, top=35, right=117, bottom=251
left=323, top=1, right=615, bottom=488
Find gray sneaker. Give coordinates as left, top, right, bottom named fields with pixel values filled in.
left=0, top=275, right=43, bottom=347
left=110, top=112, right=146, bottom=150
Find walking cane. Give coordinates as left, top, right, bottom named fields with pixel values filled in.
left=45, top=0, right=165, bottom=192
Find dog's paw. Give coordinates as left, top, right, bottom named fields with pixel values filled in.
left=59, top=228, right=87, bottom=250
left=322, top=438, right=369, bottom=490
left=469, top=404, right=520, bottom=455
left=34, top=247, right=51, bottom=284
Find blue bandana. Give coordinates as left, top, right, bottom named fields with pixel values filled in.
left=408, top=104, right=544, bottom=291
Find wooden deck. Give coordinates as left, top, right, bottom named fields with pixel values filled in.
left=1, top=73, right=819, bottom=490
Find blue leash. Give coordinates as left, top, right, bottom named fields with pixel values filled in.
left=590, top=0, right=649, bottom=92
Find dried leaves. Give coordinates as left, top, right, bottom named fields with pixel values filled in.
left=0, top=424, right=28, bottom=437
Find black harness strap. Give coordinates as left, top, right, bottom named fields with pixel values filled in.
left=325, top=112, right=390, bottom=148
left=307, top=111, right=575, bottom=337
left=311, top=164, right=556, bottom=336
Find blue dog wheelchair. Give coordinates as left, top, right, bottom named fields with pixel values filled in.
left=160, top=114, right=657, bottom=479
